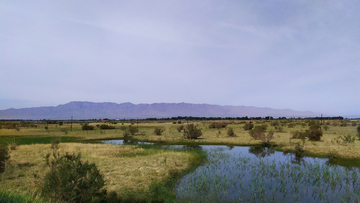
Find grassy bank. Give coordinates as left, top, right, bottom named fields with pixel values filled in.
left=0, top=142, right=202, bottom=202
left=1, top=120, right=359, bottom=160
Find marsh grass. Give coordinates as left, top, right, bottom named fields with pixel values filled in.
left=1, top=120, right=360, bottom=159
left=0, top=143, right=198, bottom=201
left=176, top=148, right=360, bottom=202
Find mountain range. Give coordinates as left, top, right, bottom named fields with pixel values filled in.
left=0, top=101, right=319, bottom=120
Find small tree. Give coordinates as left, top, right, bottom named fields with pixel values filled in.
left=41, top=152, right=106, bottom=202
left=183, top=124, right=202, bottom=139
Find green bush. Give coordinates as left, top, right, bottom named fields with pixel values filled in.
left=249, top=126, right=274, bottom=143
left=128, top=125, right=138, bottom=135
left=41, top=152, right=106, bottom=202
left=338, top=134, right=355, bottom=144
left=323, top=125, right=329, bottom=131
left=154, top=127, right=164, bottom=135
left=274, top=126, right=285, bottom=133
left=307, top=129, right=323, bottom=141
left=82, top=124, right=94, bottom=130
left=209, top=122, right=227, bottom=129
left=183, top=124, right=202, bottom=139
left=227, top=128, right=236, bottom=137
left=177, top=125, right=184, bottom=132
left=99, top=124, right=115, bottom=129
left=243, top=123, right=254, bottom=131
left=0, top=144, right=10, bottom=173
left=291, top=130, right=307, bottom=139
left=357, top=126, right=360, bottom=138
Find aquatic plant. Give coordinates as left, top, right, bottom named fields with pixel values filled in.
left=176, top=148, right=360, bottom=202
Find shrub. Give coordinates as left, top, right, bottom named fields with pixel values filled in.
left=123, top=131, right=131, bottom=138
left=99, top=124, right=115, bottom=129
left=172, top=121, right=176, bottom=124
left=0, top=144, right=10, bottom=173
left=128, top=125, right=138, bottom=135
left=271, top=121, right=279, bottom=127
left=227, top=127, right=236, bottom=137
left=177, top=120, right=182, bottom=124
left=51, top=138, right=61, bottom=150
left=323, top=125, right=329, bottom=131
left=249, top=126, right=274, bottom=143
left=294, top=142, right=304, bottom=158
left=340, top=121, right=347, bottom=127
left=10, top=142, right=18, bottom=150
left=243, top=123, right=254, bottom=131
left=82, top=124, right=94, bottom=130
left=357, top=126, right=360, bottom=137
left=41, top=152, right=106, bottom=202
left=183, top=124, right=202, bottom=139
left=274, top=126, right=284, bottom=133
left=177, top=125, right=184, bottom=132
left=288, top=123, right=295, bottom=128
left=339, top=134, right=355, bottom=144
left=352, top=122, right=357, bottom=126
left=249, top=126, right=264, bottom=139
left=154, top=127, right=164, bottom=135
left=209, top=122, right=227, bottom=129
left=307, top=129, right=323, bottom=141
left=291, top=130, right=307, bottom=139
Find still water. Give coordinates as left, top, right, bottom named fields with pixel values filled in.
left=104, top=140, right=360, bottom=203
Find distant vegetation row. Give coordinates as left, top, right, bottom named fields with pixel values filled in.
left=0, top=115, right=346, bottom=122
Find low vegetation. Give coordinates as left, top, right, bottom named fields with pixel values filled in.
left=0, top=143, right=200, bottom=202
left=183, top=124, right=202, bottom=139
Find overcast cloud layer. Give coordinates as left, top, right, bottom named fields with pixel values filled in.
left=1, top=0, right=359, bottom=116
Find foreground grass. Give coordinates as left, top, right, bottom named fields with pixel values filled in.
left=0, top=143, right=201, bottom=201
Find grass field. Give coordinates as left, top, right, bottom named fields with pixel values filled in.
left=2, top=119, right=358, bottom=158
left=0, top=119, right=359, bottom=201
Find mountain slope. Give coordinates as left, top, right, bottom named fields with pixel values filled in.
left=0, top=101, right=318, bottom=119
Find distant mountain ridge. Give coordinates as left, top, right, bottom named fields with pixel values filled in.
left=0, top=101, right=318, bottom=120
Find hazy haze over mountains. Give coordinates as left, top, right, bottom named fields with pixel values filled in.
left=0, top=101, right=319, bottom=120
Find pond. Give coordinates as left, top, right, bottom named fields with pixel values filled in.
left=104, top=140, right=360, bottom=203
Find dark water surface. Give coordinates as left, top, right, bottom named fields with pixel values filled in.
left=105, top=140, right=360, bottom=202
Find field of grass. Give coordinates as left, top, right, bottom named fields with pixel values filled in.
left=0, top=141, right=202, bottom=201
left=1, top=120, right=359, bottom=159
left=0, top=119, right=359, bottom=201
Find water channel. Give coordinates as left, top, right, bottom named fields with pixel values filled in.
left=104, top=139, right=360, bottom=203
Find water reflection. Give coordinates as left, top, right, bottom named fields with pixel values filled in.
left=248, top=146, right=275, bottom=158
left=182, top=145, right=203, bottom=150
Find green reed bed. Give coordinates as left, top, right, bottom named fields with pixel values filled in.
left=175, top=147, right=360, bottom=203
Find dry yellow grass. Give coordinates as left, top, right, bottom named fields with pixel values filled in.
left=1, top=120, right=359, bottom=159
left=0, top=143, right=196, bottom=199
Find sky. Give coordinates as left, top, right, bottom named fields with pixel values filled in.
left=0, top=0, right=359, bottom=116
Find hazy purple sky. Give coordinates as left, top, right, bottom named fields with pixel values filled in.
left=1, top=0, right=359, bottom=116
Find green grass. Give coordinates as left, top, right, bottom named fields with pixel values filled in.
left=0, top=190, right=47, bottom=203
